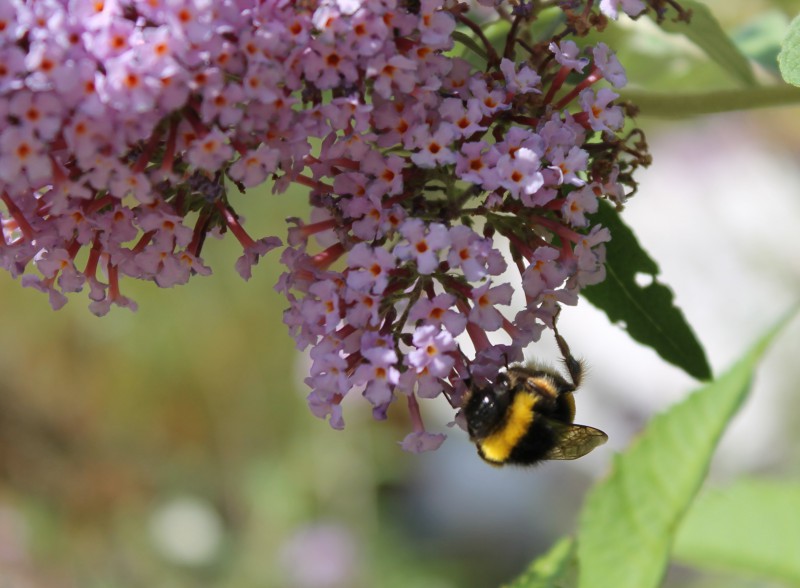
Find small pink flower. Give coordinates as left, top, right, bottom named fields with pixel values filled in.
left=394, top=219, right=450, bottom=275
left=400, top=431, right=447, bottom=453
left=549, top=40, right=589, bottom=72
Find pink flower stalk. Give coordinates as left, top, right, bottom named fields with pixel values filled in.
left=0, top=0, right=657, bottom=452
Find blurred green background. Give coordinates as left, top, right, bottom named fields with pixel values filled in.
left=3, top=2, right=800, bottom=587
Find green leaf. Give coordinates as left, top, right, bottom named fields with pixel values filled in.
left=576, top=316, right=790, bottom=588
left=778, top=12, right=800, bottom=86
left=656, top=0, right=756, bottom=86
left=505, top=537, right=577, bottom=588
left=583, top=201, right=711, bottom=381
left=674, top=479, right=800, bottom=584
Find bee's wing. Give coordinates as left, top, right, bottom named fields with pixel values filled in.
left=542, top=422, right=608, bottom=460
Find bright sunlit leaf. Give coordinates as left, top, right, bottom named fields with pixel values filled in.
left=576, top=314, right=791, bottom=588
left=778, top=12, right=800, bottom=86
left=674, top=479, right=800, bottom=584
left=505, top=537, right=576, bottom=588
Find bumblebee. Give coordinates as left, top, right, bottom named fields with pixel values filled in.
left=463, top=331, right=607, bottom=466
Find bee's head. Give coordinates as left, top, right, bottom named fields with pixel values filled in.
left=463, top=372, right=514, bottom=440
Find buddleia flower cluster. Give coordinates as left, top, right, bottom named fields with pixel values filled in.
left=0, top=0, right=657, bottom=451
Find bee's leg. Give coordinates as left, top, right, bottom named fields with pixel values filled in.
left=456, top=346, right=473, bottom=385
left=552, top=312, right=584, bottom=389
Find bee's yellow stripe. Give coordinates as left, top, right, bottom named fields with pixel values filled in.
left=479, top=391, right=537, bottom=464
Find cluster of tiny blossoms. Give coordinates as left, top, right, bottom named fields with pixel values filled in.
left=275, top=2, right=652, bottom=451
left=0, top=0, right=652, bottom=450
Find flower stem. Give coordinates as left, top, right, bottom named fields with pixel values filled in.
left=619, top=85, right=800, bottom=118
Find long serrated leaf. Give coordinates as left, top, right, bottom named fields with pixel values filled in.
left=657, top=0, right=756, bottom=86
left=505, top=537, right=577, bottom=588
left=583, top=201, right=711, bottom=381
left=778, top=13, right=800, bottom=86
left=674, top=479, right=800, bottom=584
left=576, top=316, right=790, bottom=588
